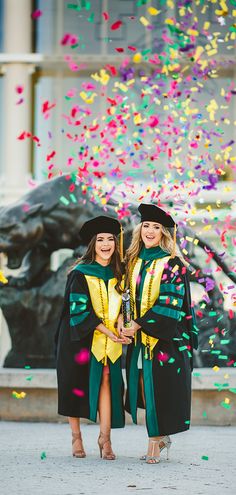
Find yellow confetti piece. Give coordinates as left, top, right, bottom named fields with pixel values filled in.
left=187, top=28, right=199, bottom=36
left=207, top=49, right=217, bottom=56
left=203, top=21, right=210, bottom=30
left=114, top=81, right=128, bottom=92
left=165, top=18, right=175, bottom=25
left=224, top=398, right=230, bottom=404
left=134, top=114, right=144, bottom=125
left=12, top=391, right=26, bottom=399
left=172, top=264, right=180, bottom=273
left=167, top=0, right=174, bottom=8
left=140, top=16, right=150, bottom=27
left=79, top=91, right=97, bottom=104
left=91, top=69, right=110, bottom=86
left=213, top=366, right=220, bottom=372
left=0, top=271, right=8, bottom=284
left=147, top=7, right=161, bottom=16
left=182, top=249, right=188, bottom=255
left=133, top=52, right=142, bottom=64
left=203, top=225, right=212, bottom=231
left=193, top=239, right=199, bottom=245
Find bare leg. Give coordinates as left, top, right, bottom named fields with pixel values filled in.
left=68, top=417, right=86, bottom=458
left=68, top=416, right=81, bottom=433
left=98, top=371, right=115, bottom=459
left=140, top=372, right=146, bottom=408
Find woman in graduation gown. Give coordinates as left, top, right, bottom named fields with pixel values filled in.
left=55, top=216, right=130, bottom=460
left=120, top=204, right=198, bottom=464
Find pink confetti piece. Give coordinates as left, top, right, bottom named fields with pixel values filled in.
left=72, top=388, right=85, bottom=397
left=31, top=9, right=42, bottom=19
left=102, top=12, right=109, bottom=21
left=74, top=348, right=90, bottom=365
left=15, top=85, right=24, bottom=94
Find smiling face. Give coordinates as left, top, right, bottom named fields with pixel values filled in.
left=95, top=233, right=115, bottom=266
left=141, top=221, right=163, bottom=248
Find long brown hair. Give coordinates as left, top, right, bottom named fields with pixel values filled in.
left=70, top=234, right=123, bottom=294
left=125, top=223, right=187, bottom=286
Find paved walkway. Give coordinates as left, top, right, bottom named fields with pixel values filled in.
left=0, top=422, right=235, bottom=495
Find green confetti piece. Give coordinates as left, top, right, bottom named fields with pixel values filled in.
left=60, top=196, right=70, bottom=206
left=177, top=368, right=181, bottom=374
left=26, top=376, right=33, bottom=381
left=202, top=411, right=207, bottom=418
left=70, top=194, right=77, bottom=203
left=182, top=332, right=190, bottom=340
left=147, top=319, right=155, bottom=323
left=184, top=420, right=190, bottom=425
left=67, top=3, right=81, bottom=10
left=209, top=311, right=217, bottom=316
left=87, top=12, right=94, bottom=22
left=168, top=357, right=175, bottom=364
left=193, top=372, right=201, bottom=377
left=217, top=315, right=224, bottom=322
left=40, top=451, right=47, bottom=460
left=229, top=388, right=236, bottom=394
left=201, top=455, right=209, bottom=461
left=220, top=401, right=231, bottom=410
left=178, top=346, right=187, bottom=351
left=24, top=365, right=31, bottom=369
left=218, top=355, right=228, bottom=360
left=220, top=340, right=230, bottom=345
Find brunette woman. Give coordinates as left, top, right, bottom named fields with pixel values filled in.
left=56, top=216, right=130, bottom=460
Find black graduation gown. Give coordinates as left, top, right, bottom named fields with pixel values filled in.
left=55, top=270, right=125, bottom=428
left=125, top=256, right=198, bottom=437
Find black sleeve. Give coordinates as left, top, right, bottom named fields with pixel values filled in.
left=135, top=257, right=187, bottom=341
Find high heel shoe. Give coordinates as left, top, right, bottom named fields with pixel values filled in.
left=160, top=435, right=172, bottom=460
left=98, top=433, right=116, bottom=460
left=145, top=439, right=160, bottom=464
left=140, top=436, right=171, bottom=461
left=72, top=432, right=86, bottom=458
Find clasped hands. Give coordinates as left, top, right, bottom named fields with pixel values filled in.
left=117, top=314, right=140, bottom=340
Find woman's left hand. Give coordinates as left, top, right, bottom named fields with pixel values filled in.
left=121, top=320, right=141, bottom=338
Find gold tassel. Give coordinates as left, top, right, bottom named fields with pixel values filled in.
left=119, top=224, right=124, bottom=261
left=171, top=224, right=177, bottom=258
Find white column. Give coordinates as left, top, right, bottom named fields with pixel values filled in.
left=3, top=0, right=32, bottom=200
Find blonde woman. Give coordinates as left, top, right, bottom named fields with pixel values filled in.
left=119, top=204, right=198, bottom=464
left=56, top=216, right=130, bottom=460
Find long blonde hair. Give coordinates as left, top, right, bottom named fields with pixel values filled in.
left=125, top=223, right=186, bottom=286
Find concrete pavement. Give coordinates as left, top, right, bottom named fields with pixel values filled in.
left=0, top=422, right=235, bottom=495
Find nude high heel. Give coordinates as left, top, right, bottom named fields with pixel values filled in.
left=98, top=433, right=116, bottom=460
left=72, top=432, right=86, bottom=458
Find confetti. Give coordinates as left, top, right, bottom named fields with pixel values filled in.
left=110, top=20, right=122, bottom=31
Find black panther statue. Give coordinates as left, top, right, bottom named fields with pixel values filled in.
left=0, top=175, right=235, bottom=367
